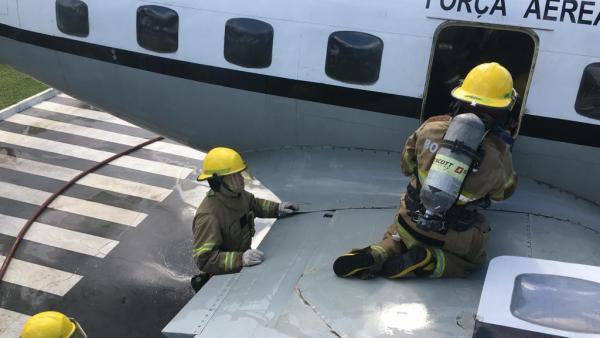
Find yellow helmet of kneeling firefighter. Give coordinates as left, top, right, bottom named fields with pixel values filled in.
left=197, top=147, right=247, bottom=181
left=451, top=62, right=518, bottom=109
left=21, top=311, right=77, bottom=338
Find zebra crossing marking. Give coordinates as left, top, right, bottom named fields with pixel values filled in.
left=0, top=214, right=119, bottom=258
left=146, top=142, right=205, bottom=161
left=0, top=93, right=211, bottom=336
left=0, top=308, right=30, bottom=338
left=0, top=154, right=172, bottom=202
left=0, top=255, right=83, bottom=296
left=6, top=114, right=204, bottom=160
left=0, top=181, right=148, bottom=227
left=35, top=100, right=138, bottom=128
left=0, top=130, right=193, bottom=179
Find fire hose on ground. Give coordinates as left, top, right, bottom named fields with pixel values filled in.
left=0, top=136, right=165, bottom=283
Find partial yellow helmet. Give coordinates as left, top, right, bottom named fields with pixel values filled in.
left=197, top=147, right=247, bottom=181
left=451, top=62, right=517, bottom=109
left=21, top=311, right=76, bottom=338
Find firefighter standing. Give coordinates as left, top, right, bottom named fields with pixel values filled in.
left=333, top=62, right=519, bottom=279
left=191, top=147, right=299, bottom=291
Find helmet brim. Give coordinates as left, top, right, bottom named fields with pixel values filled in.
left=196, top=166, right=246, bottom=181
left=451, top=87, right=513, bottom=109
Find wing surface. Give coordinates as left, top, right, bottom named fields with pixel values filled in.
left=163, top=148, right=600, bottom=338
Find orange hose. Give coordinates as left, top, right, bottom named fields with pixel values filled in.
left=0, top=136, right=164, bottom=283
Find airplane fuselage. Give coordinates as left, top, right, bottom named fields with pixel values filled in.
left=0, top=0, right=599, bottom=202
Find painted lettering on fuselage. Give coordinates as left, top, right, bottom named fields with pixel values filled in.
left=426, top=0, right=600, bottom=26
left=524, top=0, right=600, bottom=25
left=426, top=0, right=507, bottom=16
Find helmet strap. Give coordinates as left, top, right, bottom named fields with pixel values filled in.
left=449, top=100, right=462, bottom=117
left=463, top=102, right=511, bottom=130
left=207, top=174, right=222, bottom=192
left=71, top=319, right=88, bottom=338
left=490, top=123, right=515, bottom=150
left=508, top=88, right=519, bottom=111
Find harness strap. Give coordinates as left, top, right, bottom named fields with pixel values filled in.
left=397, top=213, right=445, bottom=247
left=405, top=183, right=482, bottom=232
left=440, top=139, right=482, bottom=163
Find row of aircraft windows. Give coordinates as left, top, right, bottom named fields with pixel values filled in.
left=55, top=0, right=600, bottom=118
left=55, top=0, right=383, bottom=85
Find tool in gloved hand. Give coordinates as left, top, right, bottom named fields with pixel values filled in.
left=243, top=249, right=264, bottom=267
left=191, top=272, right=211, bottom=292
left=278, top=202, right=300, bottom=217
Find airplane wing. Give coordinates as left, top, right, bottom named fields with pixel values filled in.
left=163, top=148, right=600, bottom=338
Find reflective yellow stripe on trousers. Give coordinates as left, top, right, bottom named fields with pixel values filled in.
left=430, top=248, right=446, bottom=278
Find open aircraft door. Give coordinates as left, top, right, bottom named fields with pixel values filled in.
left=421, top=22, right=539, bottom=137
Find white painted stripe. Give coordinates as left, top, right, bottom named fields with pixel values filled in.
left=6, top=114, right=204, bottom=160
left=0, top=154, right=171, bottom=202
left=0, top=181, right=147, bottom=227
left=34, top=101, right=139, bottom=128
left=7, top=113, right=146, bottom=144
left=0, top=308, right=30, bottom=338
left=146, top=142, right=205, bottom=161
left=0, top=130, right=192, bottom=179
left=0, top=214, right=119, bottom=258
left=0, top=255, right=82, bottom=296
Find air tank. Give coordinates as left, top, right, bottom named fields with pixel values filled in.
left=417, top=113, right=486, bottom=231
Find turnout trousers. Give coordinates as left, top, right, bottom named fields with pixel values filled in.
left=370, top=196, right=491, bottom=278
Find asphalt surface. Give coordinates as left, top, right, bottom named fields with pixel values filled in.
left=0, top=93, right=277, bottom=337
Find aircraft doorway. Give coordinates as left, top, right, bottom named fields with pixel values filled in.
left=421, top=23, right=538, bottom=135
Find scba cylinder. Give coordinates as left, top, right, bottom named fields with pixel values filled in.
left=418, top=113, right=485, bottom=230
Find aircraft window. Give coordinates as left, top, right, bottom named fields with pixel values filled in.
left=325, top=31, right=384, bottom=85
left=137, top=5, right=178, bottom=53
left=511, top=273, right=600, bottom=334
left=575, top=63, right=600, bottom=120
left=224, top=18, right=274, bottom=68
left=56, top=0, right=89, bottom=38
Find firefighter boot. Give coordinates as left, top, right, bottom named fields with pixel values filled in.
left=380, top=246, right=435, bottom=279
left=333, top=247, right=376, bottom=278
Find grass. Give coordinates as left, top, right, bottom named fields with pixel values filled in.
left=0, top=64, right=48, bottom=110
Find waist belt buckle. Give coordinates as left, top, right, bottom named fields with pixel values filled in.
left=416, top=212, right=447, bottom=233
left=446, top=212, right=477, bottom=232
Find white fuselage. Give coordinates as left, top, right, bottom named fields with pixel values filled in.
left=0, top=0, right=599, bottom=201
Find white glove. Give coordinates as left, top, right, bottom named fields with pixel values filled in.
left=242, top=249, right=264, bottom=267
left=278, top=202, right=300, bottom=217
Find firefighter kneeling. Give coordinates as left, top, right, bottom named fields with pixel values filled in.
left=334, top=62, right=519, bottom=279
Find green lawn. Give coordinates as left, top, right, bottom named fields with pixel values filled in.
left=0, top=64, right=48, bottom=110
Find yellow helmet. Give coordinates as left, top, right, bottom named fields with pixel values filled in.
left=197, top=147, right=247, bottom=181
left=451, top=62, right=517, bottom=109
left=21, top=311, right=76, bottom=338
